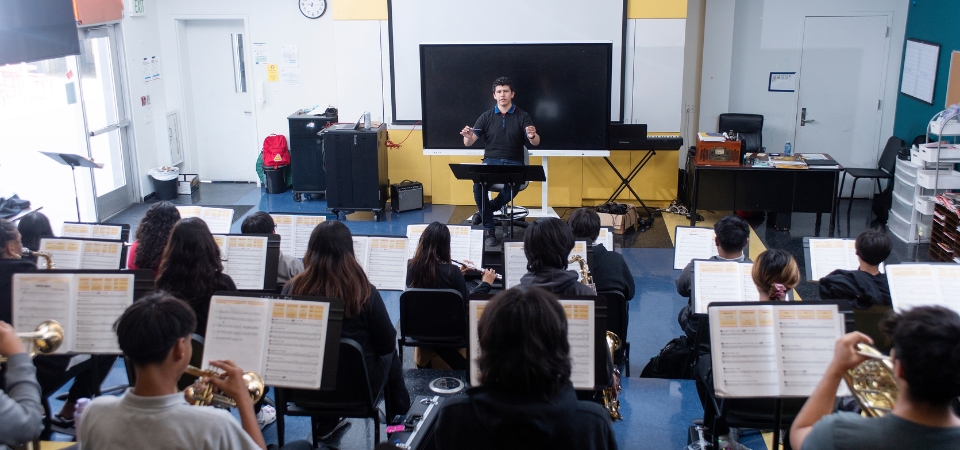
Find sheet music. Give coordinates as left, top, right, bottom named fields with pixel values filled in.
left=90, top=225, right=123, bottom=240
left=449, top=226, right=472, bottom=262
left=406, top=224, right=428, bottom=259
left=808, top=239, right=858, bottom=281
left=503, top=242, right=527, bottom=289
left=203, top=296, right=271, bottom=374
left=263, top=300, right=329, bottom=388
left=271, top=215, right=296, bottom=256
left=61, top=223, right=92, bottom=238
left=561, top=300, right=596, bottom=389
left=741, top=263, right=759, bottom=301
left=710, top=306, right=780, bottom=397
left=674, top=227, right=719, bottom=270
left=80, top=241, right=123, bottom=270
left=73, top=275, right=134, bottom=353
left=776, top=307, right=843, bottom=396
left=212, top=235, right=228, bottom=260
left=222, top=236, right=268, bottom=290
left=39, top=239, right=83, bottom=269
left=293, top=216, right=325, bottom=257
left=887, top=264, right=943, bottom=312
left=565, top=241, right=589, bottom=272
left=598, top=228, right=614, bottom=251
left=365, top=237, right=408, bottom=291
left=175, top=206, right=202, bottom=218
left=201, top=208, right=234, bottom=234
left=694, top=261, right=750, bottom=313
left=352, top=236, right=370, bottom=268
left=11, top=273, right=76, bottom=354
left=469, top=230, right=484, bottom=265
left=935, top=265, right=960, bottom=313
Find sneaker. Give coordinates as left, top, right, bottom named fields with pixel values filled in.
left=472, top=212, right=483, bottom=225
left=316, top=417, right=349, bottom=441
left=483, top=229, right=498, bottom=246
left=256, top=405, right=277, bottom=429
left=717, top=434, right=751, bottom=450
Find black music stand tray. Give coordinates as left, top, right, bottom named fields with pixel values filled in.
left=449, top=164, right=546, bottom=240
left=41, top=152, right=104, bottom=221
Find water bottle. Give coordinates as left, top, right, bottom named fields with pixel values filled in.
left=363, top=111, right=371, bottom=130
left=784, top=141, right=792, bottom=156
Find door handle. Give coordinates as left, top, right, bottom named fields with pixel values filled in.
left=801, top=107, right=815, bottom=126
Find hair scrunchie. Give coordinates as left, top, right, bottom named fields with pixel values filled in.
left=772, top=283, right=787, bottom=300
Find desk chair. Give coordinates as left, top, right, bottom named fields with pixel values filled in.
left=486, top=148, right=531, bottom=234
left=600, top=291, right=631, bottom=377
left=397, top=289, right=468, bottom=364
left=718, top=113, right=764, bottom=153
left=839, top=136, right=904, bottom=218
left=124, top=333, right=206, bottom=391
left=275, top=338, right=384, bottom=447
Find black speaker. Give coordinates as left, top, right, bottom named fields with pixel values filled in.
left=609, top=123, right=648, bottom=149
left=391, top=181, right=423, bottom=213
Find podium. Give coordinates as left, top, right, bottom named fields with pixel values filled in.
left=449, top=164, right=546, bottom=239
left=40, top=152, right=104, bottom=221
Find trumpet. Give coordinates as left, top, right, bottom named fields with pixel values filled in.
left=0, top=320, right=64, bottom=363
left=452, top=259, right=502, bottom=280
left=183, top=365, right=265, bottom=409
left=22, top=248, right=55, bottom=270
left=844, top=343, right=897, bottom=417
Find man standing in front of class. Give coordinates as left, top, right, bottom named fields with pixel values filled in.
left=461, top=77, right=540, bottom=246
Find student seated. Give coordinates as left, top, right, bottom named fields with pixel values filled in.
left=435, top=286, right=617, bottom=450
left=240, top=211, right=304, bottom=285
left=518, top=218, right=594, bottom=296
left=127, top=201, right=181, bottom=274
left=0, top=220, right=35, bottom=324
left=567, top=208, right=635, bottom=301
left=790, top=306, right=960, bottom=449
left=406, top=222, right=496, bottom=369
left=0, top=320, right=44, bottom=448
left=78, top=293, right=312, bottom=450
left=16, top=212, right=53, bottom=264
left=283, top=220, right=410, bottom=440
left=676, top=214, right=751, bottom=340
left=694, top=249, right=800, bottom=450
left=818, top=228, right=892, bottom=309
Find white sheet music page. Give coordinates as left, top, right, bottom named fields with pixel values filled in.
left=91, top=225, right=123, bottom=240
left=73, top=274, right=134, bottom=354
left=12, top=273, right=76, bottom=353
left=39, top=239, right=83, bottom=269
left=213, top=235, right=229, bottom=261
left=201, top=208, right=234, bottom=234
left=710, top=305, right=779, bottom=397
left=934, top=265, right=960, bottom=313
left=776, top=305, right=844, bottom=396
left=203, top=296, right=270, bottom=374
left=694, top=261, right=746, bottom=314
left=598, top=228, right=614, bottom=251
left=175, top=205, right=202, bottom=219
left=263, top=300, right=329, bottom=388
left=61, top=223, right=92, bottom=238
left=809, top=239, right=857, bottom=281
left=561, top=300, right=595, bottom=389
left=449, top=226, right=472, bottom=262
left=740, top=263, right=760, bottom=301
left=565, top=241, right=590, bottom=272
left=406, top=224, right=428, bottom=259
left=271, top=215, right=296, bottom=256
left=222, top=236, right=268, bottom=290
left=293, top=216, right=325, bottom=257
left=674, top=227, right=719, bottom=270
left=365, top=237, right=408, bottom=291
left=887, top=264, right=942, bottom=312
left=80, top=241, right=123, bottom=270
left=468, top=300, right=487, bottom=386
left=469, top=229, right=484, bottom=265
left=503, top=241, right=527, bottom=289
left=352, top=236, right=370, bottom=269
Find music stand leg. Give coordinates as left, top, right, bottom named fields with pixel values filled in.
left=773, top=397, right=783, bottom=450
left=71, top=165, right=81, bottom=222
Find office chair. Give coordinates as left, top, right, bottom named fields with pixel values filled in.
left=718, top=113, right=764, bottom=153
left=486, top=148, right=531, bottom=236
left=397, top=289, right=468, bottom=363
left=838, top=136, right=904, bottom=217
left=600, top=291, right=631, bottom=377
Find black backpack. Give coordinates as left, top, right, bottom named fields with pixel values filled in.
left=640, top=335, right=697, bottom=379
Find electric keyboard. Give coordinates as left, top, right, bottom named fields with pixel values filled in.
left=623, top=135, right=683, bottom=151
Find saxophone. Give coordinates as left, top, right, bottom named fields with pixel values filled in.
left=22, top=249, right=55, bottom=270
left=568, top=255, right=596, bottom=293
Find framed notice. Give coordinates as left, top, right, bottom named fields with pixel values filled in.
left=901, top=38, right=940, bottom=105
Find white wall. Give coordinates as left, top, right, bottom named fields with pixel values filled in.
left=624, top=19, right=687, bottom=132
left=698, top=0, right=908, bottom=161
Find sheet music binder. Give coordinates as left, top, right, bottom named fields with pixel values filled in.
left=213, top=233, right=281, bottom=292
left=39, top=236, right=128, bottom=269
left=62, top=221, right=131, bottom=243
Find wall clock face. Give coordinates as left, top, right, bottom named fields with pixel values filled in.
left=300, top=0, right=326, bottom=19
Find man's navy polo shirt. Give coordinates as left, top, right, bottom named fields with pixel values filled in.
left=473, top=104, right=537, bottom=162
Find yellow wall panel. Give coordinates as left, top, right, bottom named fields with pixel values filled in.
left=332, top=0, right=388, bottom=20
left=386, top=131, right=434, bottom=196
left=429, top=155, right=484, bottom=205
left=583, top=153, right=633, bottom=202
left=627, top=0, right=687, bottom=19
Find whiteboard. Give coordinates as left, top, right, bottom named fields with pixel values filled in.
left=900, top=38, right=940, bottom=105
left=388, top=0, right=625, bottom=122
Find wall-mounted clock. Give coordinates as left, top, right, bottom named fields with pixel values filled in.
left=299, top=0, right=326, bottom=19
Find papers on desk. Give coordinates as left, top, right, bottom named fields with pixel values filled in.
left=697, top=132, right=726, bottom=142
left=693, top=260, right=759, bottom=313
left=709, top=303, right=844, bottom=397
left=212, top=235, right=269, bottom=290
left=39, top=238, right=124, bottom=270
left=12, top=273, right=135, bottom=354
left=502, top=241, right=589, bottom=289
left=352, top=236, right=408, bottom=291
left=674, top=227, right=719, bottom=270
left=61, top=223, right=123, bottom=240
left=808, top=239, right=859, bottom=281
left=887, top=264, right=960, bottom=314
left=769, top=155, right=808, bottom=169
left=203, top=295, right=331, bottom=389
left=406, top=224, right=483, bottom=265
left=271, top=214, right=326, bottom=258
left=176, top=206, right=234, bottom=234
left=469, top=299, right=594, bottom=388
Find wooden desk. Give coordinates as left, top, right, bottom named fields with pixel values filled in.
left=690, top=159, right=843, bottom=236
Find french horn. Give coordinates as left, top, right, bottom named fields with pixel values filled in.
left=843, top=343, right=897, bottom=417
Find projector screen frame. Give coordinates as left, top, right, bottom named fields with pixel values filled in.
left=386, top=0, right=628, bottom=126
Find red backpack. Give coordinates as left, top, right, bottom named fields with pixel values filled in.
left=262, top=134, right=290, bottom=168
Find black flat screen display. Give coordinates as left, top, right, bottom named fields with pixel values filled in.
left=0, top=0, right=80, bottom=66
left=420, top=43, right=612, bottom=150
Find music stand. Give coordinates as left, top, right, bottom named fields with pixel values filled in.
left=40, top=152, right=104, bottom=221
left=449, top=164, right=546, bottom=240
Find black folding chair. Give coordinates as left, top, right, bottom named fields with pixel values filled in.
left=600, top=291, right=631, bottom=376
left=397, top=289, right=468, bottom=362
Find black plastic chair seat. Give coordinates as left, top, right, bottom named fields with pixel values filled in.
left=843, top=168, right=891, bottom=179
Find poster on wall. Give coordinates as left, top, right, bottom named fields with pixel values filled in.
left=900, top=38, right=940, bottom=105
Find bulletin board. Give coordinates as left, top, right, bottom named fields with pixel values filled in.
left=945, top=51, right=960, bottom=108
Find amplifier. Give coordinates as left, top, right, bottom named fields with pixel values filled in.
left=391, top=181, right=423, bottom=213
left=609, top=123, right=648, bottom=149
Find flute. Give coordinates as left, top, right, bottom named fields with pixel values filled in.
left=452, top=259, right=503, bottom=280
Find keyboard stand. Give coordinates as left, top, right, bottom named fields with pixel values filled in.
left=603, top=150, right=656, bottom=219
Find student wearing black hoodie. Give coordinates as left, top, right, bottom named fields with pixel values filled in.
left=818, top=228, right=892, bottom=309
left=517, top=218, right=595, bottom=296
left=435, top=286, right=617, bottom=450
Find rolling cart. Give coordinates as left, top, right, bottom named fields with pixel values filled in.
left=321, top=124, right=389, bottom=221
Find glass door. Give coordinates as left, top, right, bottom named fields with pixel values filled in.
left=77, top=25, right=136, bottom=220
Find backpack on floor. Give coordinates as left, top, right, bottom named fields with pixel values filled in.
left=262, top=134, right=290, bottom=169
left=640, top=335, right=696, bottom=379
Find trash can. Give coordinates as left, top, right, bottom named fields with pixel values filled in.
left=265, top=165, right=289, bottom=194
left=149, top=167, right=180, bottom=201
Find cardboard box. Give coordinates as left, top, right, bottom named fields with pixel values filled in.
left=178, top=174, right=199, bottom=195
left=598, top=205, right=638, bottom=234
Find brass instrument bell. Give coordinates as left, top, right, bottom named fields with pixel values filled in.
left=844, top=343, right=897, bottom=417
left=183, top=365, right=265, bottom=409
left=0, top=320, right=64, bottom=363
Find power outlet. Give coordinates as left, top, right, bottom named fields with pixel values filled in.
left=144, top=113, right=152, bottom=124
left=685, top=104, right=695, bottom=113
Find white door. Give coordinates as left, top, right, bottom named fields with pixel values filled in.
left=181, top=20, right=257, bottom=182
left=794, top=15, right=890, bottom=198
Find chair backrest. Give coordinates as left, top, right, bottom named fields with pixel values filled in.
left=853, top=304, right=894, bottom=352
left=878, top=136, right=905, bottom=174
left=600, top=291, right=628, bottom=340
left=399, top=288, right=466, bottom=343
left=718, top=113, right=763, bottom=153
left=284, top=338, right=377, bottom=412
